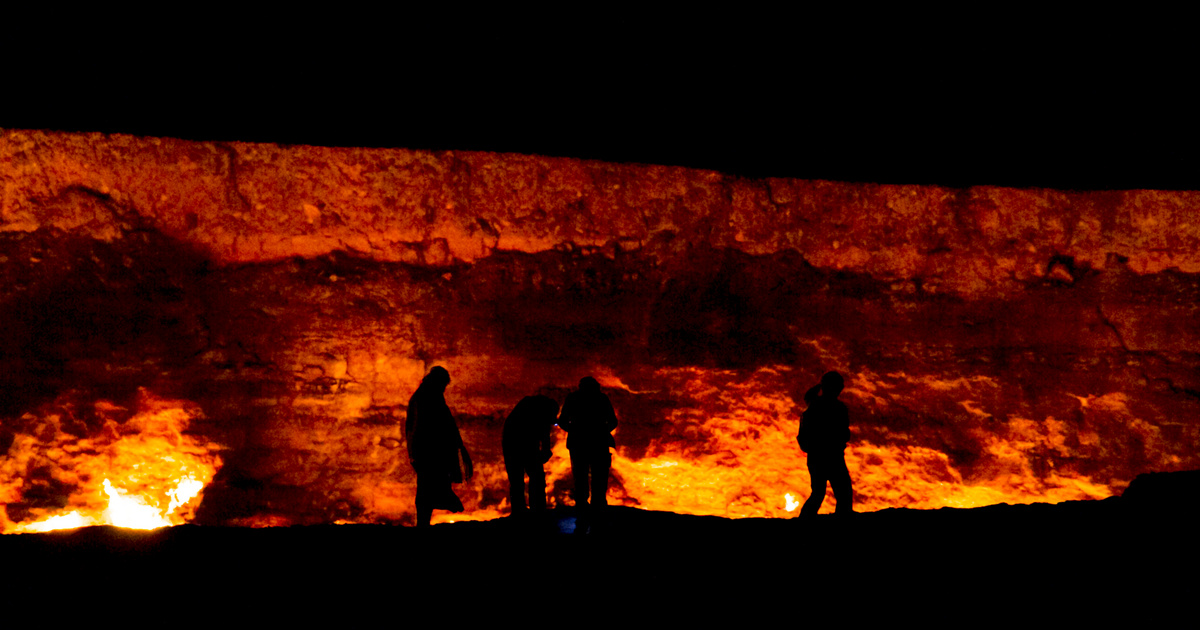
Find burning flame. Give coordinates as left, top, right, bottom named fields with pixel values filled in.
left=14, top=511, right=91, bottom=533
left=602, top=366, right=1116, bottom=518
left=1, top=390, right=223, bottom=534
left=400, top=363, right=1126, bottom=524
left=5, top=365, right=1141, bottom=529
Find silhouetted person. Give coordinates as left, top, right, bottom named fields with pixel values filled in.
left=502, top=395, right=559, bottom=516
left=406, top=366, right=473, bottom=527
left=797, top=371, right=853, bottom=517
left=558, top=376, right=617, bottom=532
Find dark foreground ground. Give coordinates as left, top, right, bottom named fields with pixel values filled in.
left=5, top=471, right=1198, bottom=622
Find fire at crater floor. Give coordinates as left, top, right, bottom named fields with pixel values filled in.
left=2, top=129, right=1199, bottom=533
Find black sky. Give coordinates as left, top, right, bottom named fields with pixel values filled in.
left=4, top=20, right=1194, bottom=191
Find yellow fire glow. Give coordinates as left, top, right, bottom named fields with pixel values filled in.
left=13, top=511, right=95, bottom=533
left=101, top=479, right=171, bottom=530
left=2, top=391, right=222, bottom=534
left=428, top=364, right=1122, bottom=524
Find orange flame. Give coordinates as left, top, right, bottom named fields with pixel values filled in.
left=605, top=366, right=1115, bottom=517
left=4, top=364, right=1131, bottom=530
left=401, top=364, right=1121, bottom=524
left=1, top=390, right=223, bottom=534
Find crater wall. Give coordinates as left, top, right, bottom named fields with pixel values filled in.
left=2, top=129, right=1197, bottom=527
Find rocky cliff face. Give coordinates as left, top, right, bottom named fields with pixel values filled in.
left=2, top=129, right=1197, bottom=528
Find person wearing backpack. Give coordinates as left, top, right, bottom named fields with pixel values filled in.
left=558, top=376, right=618, bottom=533
left=797, top=371, right=853, bottom=517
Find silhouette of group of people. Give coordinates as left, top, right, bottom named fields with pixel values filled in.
left=405, top=366, right=853, bottom=529
left=406, top=370, right=618, bottom=530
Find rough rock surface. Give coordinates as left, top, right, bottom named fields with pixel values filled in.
left=6, top=130, right=1200, bottom=285
left=2, top=129, right=1198, bottom=527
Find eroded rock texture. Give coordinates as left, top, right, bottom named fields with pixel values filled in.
left=1, top=129, right=1198, bottom=527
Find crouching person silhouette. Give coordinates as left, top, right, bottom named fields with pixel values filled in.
left=797, top=371, right=853, bottom=517
left=558, top=376, right=617, bottom=533
left=406, top=366, right=473, bottom=527
left=502, top=394, right=559, bottom=518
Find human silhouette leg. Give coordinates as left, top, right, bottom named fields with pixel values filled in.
left=801, top=479, right=828, bottom=517
left=830, top=455, right=853, bottom=514
left=415, top=467, right=462, bottom=527
left=569, top=449, right=591, bottom=527
left=801, top=454, right=831, bottom=517
left=416, top=470, right=434, bottom=526
left=526, top=457, right=547, bottom=512
left=505, top=455, right=527, bottom=514
left=590, top=450, right=612, bottom=524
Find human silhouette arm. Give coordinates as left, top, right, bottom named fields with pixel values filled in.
left=405, top=400, right=419, bottom=468
left=605, top=396, right=618, bottom=433
left=602, top=395, right=618, bottom=449
left=539, top=418, right=554, bottom=463
left=838, top=402, right=851, bottom=447
left=797, top=384, right=822, bottom=451
left=447, top=409, right=473, bottom=481
left=557, top=395, right=574, bottom=435
left=461, top=444, right=474, bottom=481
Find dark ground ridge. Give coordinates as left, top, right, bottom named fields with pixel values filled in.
left=5, top=470, right=1197, bottom=617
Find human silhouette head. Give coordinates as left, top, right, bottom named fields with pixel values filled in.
left=579, top=376, right=600, bottom=392
left=424, top=366, right=451, bottom=391
left=821, top=371, right=844, bottom=398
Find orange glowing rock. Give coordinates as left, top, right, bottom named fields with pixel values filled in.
left=1, top=129, right=1196, bottom=529
left=3, top=129, right=1200, bottom=286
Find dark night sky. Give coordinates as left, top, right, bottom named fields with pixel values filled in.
left=3, top=19, right=1194, bottom=191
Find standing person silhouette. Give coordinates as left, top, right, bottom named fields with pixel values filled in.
left=797, top=371, right=853, bottom=517
left=406, top=366, right=473, bottom=527
left=558, top=376, right=617, bottom=533
left=502, top=394, right=559, bottom=517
